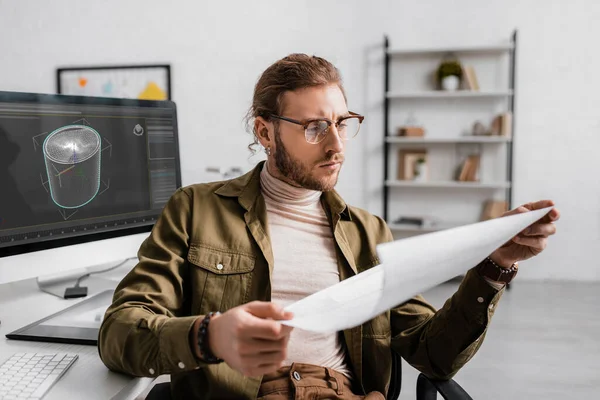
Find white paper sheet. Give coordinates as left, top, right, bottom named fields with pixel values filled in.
left=281, top=207, right=552, bottom=333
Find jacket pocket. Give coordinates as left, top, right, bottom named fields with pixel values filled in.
left=362, top=335, right=392, bottom=393
left=363, top=311, right=391, bottom=338
left=187, top=243, right=256, bottom=314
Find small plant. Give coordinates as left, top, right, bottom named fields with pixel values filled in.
left=436, top=57, right=463, bottom=88
left=414, top=157, right=427, bottom=181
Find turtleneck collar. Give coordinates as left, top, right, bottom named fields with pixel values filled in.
left=260, top=162, right=322, bottom=207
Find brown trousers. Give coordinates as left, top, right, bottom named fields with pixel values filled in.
left=258, top=363, right=385, bottom=400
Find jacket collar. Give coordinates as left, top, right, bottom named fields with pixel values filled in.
left=322, top=187, right=352, bottom=221
left=215, top=161, right=352, bottom=221
left=214, top=162, right=262, bottom=211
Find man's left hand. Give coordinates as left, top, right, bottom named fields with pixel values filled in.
left=489, top=200, right=560, bottom=268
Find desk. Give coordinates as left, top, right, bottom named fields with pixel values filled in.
left=0, top=263, right=155, bottom=400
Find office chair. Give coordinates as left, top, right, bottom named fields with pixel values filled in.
left=146, top=351, right=473, bottom=400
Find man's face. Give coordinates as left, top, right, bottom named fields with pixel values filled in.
left=269, top=84, right=347, bottom=191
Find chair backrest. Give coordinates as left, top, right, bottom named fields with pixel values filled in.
left=387, top=350, right=402, bottom=400
left=145, top=382, right=170, bottom=400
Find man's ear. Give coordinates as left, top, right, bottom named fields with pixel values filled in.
left=255, top=116, right=273, bottom=148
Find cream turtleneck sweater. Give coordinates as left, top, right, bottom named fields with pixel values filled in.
left=260, top=163, right=350, bottom=377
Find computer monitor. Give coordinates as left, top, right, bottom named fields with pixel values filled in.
left=0, top=91, right=181, bottom=284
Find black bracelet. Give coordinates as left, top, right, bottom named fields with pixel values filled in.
left=196, top=312, right=223, bottom=364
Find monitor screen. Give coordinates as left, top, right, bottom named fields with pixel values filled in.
left=0, top=91, right=181, bottom=258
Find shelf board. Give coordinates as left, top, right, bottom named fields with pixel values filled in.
left=388, top=223, right=463, bottom=233
left=386, top=136, right=512, bottom=144
left=386, top=180, right=511, bottom=189
left=387, top=90, right=513, bottom=99
left=387, top=44, right=514, bottom=56
left=388, top=224, right=440, bottom=233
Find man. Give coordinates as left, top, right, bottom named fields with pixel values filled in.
left=98, top=54, right=559, bottom=399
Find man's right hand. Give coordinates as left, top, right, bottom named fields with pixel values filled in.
left=207, top=302, right=294, bottom=377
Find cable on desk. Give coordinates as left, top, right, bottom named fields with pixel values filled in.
left=74, top=257, right=138, bottom=288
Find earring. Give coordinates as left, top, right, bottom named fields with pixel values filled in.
left=265, top=146, right=271, bottom=156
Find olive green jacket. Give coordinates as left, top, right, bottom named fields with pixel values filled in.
left=98, top=162, right=503, bottom=399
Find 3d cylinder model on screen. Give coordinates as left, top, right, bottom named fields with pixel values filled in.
left=43, top=125, right=102, bottom=209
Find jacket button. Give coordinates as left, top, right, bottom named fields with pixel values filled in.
left=216, top=263, right=224, bottom=271
left=293, top=371, right=301, bottom=381
left=178, top=362, right=185, bottom=369
left=477, top=297, right=484, bottom=303
left=149, top=368, right=155, bottom=374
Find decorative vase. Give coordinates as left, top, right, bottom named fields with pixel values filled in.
left=472, top=121, right=487, bottom=136
left=441, top=75, right=460, bottom=91
left=414, top=162, right=428, bottom=182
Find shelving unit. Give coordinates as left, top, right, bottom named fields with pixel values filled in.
left=388, top=223, right=462, bottom=233
left=387, top=90, right=513, bottom=99
left=386, top=137, right=511, bottom=144
left=382, top=32, right=517, bottom=234
left=385, top=180, right=511, bottom=189
left=387, top=44, right=514, bottom=56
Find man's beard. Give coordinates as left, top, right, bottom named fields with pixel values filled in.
left=273, top=130, right=343, bottom=191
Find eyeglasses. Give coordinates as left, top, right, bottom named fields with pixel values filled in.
left=269, top=112, right=364, bottom=144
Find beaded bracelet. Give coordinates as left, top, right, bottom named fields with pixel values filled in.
left=477, top=256, right=519, bottom=284
left=486, top=256, right=518, bottom=272
left=197, top=312, right=223, bottom=364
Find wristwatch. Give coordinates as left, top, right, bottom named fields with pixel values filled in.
left=477, top=257, right=518, bottom=284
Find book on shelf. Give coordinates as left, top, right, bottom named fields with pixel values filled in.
left=491, top=112, right=512, bottom=137
left=462, top=65, right=480, bottom=91
left=457, top=155, right=480, bottom=182
left=398, top=149, right=428, bottom=180
left=397, top=126, right=425, bottom=137
left=392, top=215, right=439, bottom=229
left=481, top=200, right=508, bottom=220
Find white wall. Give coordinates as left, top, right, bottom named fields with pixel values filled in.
left=0, top=0, right=598, bottom=281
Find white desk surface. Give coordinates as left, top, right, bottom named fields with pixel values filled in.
left=0, top=263, right=155, bottom=400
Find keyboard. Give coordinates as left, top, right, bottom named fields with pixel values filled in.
left=0, top=353, right=78, bottom=399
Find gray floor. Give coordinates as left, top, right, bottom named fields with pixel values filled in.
left=398, top=281, right=600, bottom=399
